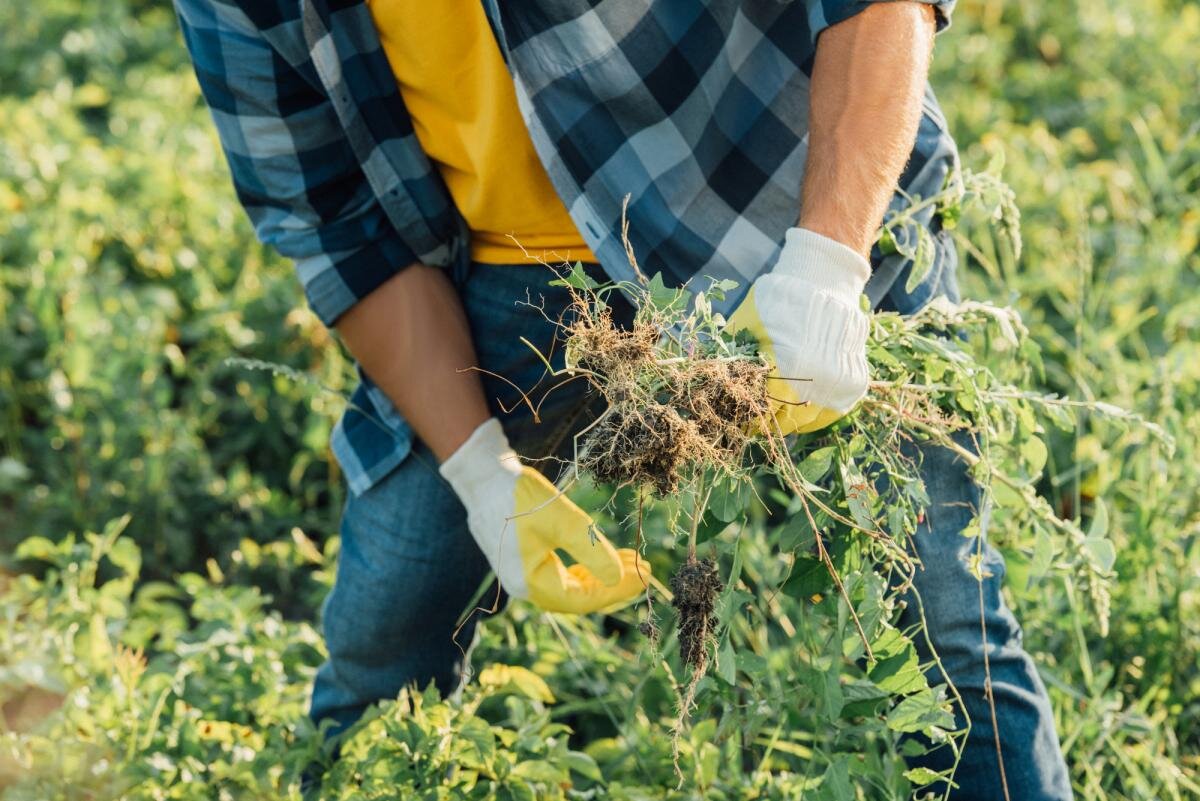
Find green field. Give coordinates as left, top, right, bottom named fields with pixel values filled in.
left=1, top=1, right=1198, bottom=798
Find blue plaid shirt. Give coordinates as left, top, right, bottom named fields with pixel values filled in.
left=176, top=0, right=958, bottom=495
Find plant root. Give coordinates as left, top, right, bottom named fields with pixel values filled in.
left=670, top=556, right=722, bottom=672
left=669, top=555, right=723, bottom=783
left=638, top=613, right=660, bottom=645
left=580, top=403, right=698, bottom=496
left=565, top=294, right=771, bottom=497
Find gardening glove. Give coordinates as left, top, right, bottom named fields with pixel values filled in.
left=439, top=418, right=649, bottom=614
left=725, top=227, right=871, bottom=436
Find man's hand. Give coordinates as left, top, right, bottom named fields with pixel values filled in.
left=725, top=3, right=935, bottom=435
left=440, top=418, right=649, bottom=614
left=726, top=228, right=870, bottom=435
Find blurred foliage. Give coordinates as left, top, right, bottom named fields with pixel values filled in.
left=935, top=1, right=1200, bottom=798
left=0, top=0, right=352, bottom=598
left=1, top=0, right=1198, bottom=799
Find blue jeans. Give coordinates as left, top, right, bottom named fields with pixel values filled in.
left=309, top=262, right=1072, bottom=800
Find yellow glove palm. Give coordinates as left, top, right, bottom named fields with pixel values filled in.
left=441, top=419, right=649, bottom=614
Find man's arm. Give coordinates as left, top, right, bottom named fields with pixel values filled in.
left=725, top=2, right=939, bottom=435
left=176, top=0, right=488, bottom=462
left=799, top=2, right=937, bottom=257
left=335, top=265, right=490, bottom=462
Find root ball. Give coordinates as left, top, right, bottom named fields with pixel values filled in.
left=567, top=313, right=657, bottom=378
left=673, top=358, right=771, bottom=449
left=563, top=286, right=771, bottom=496
left=669, top=556, right=723, bottom=671
left=580, top=403, right=702, bottom=495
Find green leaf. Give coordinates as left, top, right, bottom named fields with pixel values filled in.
left=478, top=664, right=556, bottom=703
left=1087, top=498, right=1110, bottom=540
left=564, top=751, right=602, bottom=783
left=840, top=679, right=891, bottom=718
left=904, top=766, right=951, bottom=786
left=1030, top=528, right=1054, bottom=579
left=717, top=637, right=737, bottom=685
left=820, top=757, right=852, bottom=801
left=690, top=717, right=718, bottom=745
left=1083, top=536, right=1117, bottom=573
left=781, top=556, right=831, bottom=601
left=14, top=536, right=59, bottom=563
left=886, top=689, right=955, bottom=733
left=1019, top=434, right=1049, bottom=479
left=106, top=537, right=142, bottom=578
left=694, top=511, right=730, bottom=546
left=511, top=759, right=568, bottom=785
left=290, top=526, right=325, bottom=565
left=877, top=226, right=898, bottom=255
left=905, top=226, right=937, bottom=293
left=645, top=272, right=687, bottom=314
left=697, top=741, right=721, bottom=787
left=706, top=278, right=740, bottom=302
left=502, top=778, right=538, bottom=801
left=709, top=478, right=750, bottom=523
left=548, top=261, right=599, bottom=291
left=736, top=651, right=769, bottom=680
left=840, top=461, right=876, bottom=532
left=806, top=659, right=844, bottom=720
left=868, top=642, right=924, bottom=694
left=457, top=716, right=496, bottom=763
left=798, top=446, right=836, bottom=483
left=777, top=511, right=817, bottom=552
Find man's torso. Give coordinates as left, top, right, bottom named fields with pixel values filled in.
left=181, top=0, right=960, bottom=494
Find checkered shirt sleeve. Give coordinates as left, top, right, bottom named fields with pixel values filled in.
left=174, top=0, right=419, bottom=327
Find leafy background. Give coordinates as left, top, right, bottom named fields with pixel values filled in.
left=1, top=0, right=1197, bottom=798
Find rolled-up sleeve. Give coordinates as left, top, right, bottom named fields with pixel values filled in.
left=806, top=0, right=955, bottom=42
left=175, top=0, right=417, bottom=326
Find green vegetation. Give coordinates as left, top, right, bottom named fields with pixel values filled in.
left=1, top=1, right=1197, bottom=798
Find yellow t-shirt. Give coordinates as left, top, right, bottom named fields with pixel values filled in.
left=368, top=0, right=597, bottom=265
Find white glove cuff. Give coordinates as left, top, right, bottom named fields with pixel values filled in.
left=774, top=228, right=871, bottom=300
left=438, top=418, right=521, bottom=502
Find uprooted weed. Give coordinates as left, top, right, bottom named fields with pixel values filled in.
left=496, top=174, right=1148, bottom=791
left=543, top=267, right=784, bottom=776
left=563, top=291, right=771, bottom=498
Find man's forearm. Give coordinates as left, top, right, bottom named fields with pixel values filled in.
left=335, top=265, right=490, bottom=463
left=799, top=2, right=936, bottom=258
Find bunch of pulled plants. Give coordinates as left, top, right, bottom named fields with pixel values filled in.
left=517, top=173, right=1163, bottom=791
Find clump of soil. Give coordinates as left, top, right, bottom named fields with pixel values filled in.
left=668, top=555, right=724, bottom=779
left=669, top=556, right=723, bottom=672
left=580, top=403, right=701, bottom=496
left=564, top=293, right=771, bottom=497
left=566, top=310, right=657, bottom=380
left=671, top=358, right=771, bottom=451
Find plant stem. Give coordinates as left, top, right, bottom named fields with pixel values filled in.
left=687, top=475, right=713, bottom=562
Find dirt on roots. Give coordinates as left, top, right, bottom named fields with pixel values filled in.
left=559, top=280, right=771, bottom=778
left=669, top=556, right=723, bottom=672
left=566, top=300, right=771, bottom=497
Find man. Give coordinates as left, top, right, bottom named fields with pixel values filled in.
left=175, top=0, right=1072, bottom=797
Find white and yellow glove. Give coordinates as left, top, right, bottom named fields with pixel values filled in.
left=439, top=418, right=649, bottom=614
left=726, top=227, right=871, bottom=436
